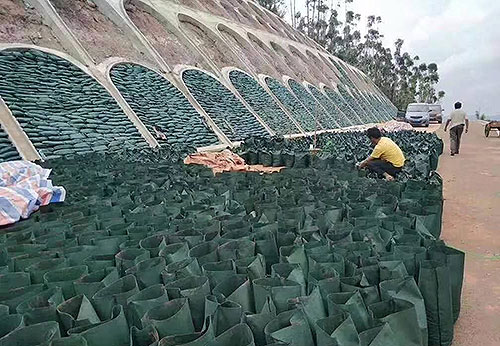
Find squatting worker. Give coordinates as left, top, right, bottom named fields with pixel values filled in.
left=444, top=101, right=469, bottom=156
left=357, top=127, right=405, bottom=181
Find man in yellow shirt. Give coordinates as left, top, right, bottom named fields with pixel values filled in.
left=358, top=127, right=405, bottom=181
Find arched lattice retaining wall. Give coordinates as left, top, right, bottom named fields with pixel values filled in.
left=110, top=63, right=219, bottom=148
left=265, top=77, right=317, bottom=132
left=0, top=48, right=148, bottom=159
left=228, top=70, right=299, bottom=135
left=306, top=84, right=352, bottom=128
left=287, top=79, right=334, bottom=129
left=182, top=69, right=268, bottom=141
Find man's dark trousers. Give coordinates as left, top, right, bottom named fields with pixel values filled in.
left=367, top=159, right=402, bottom=177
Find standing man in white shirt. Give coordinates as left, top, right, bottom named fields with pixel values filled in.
left=444, top=102, right=469, bottom=156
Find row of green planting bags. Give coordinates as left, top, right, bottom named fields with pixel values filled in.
left=238, top=130, right=443, bottom=181
left=0, top=135, right=462, bottom=346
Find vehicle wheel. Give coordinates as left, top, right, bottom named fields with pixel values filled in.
left=485, top=125, right=490, bottom=137
left=438, top=120, right=442, bottom=124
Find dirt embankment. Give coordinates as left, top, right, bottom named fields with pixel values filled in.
left=0, top=0, right=66, bottom=52
left=50, top=0, right=153, bottom=64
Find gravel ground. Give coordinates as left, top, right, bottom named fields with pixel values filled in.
left=435, top=122, right=500, bottom=346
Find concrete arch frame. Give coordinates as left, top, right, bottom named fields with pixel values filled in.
left=0, top=44, right=157, bottom=160
left=27, top=0, right=94, bottom=66
left=124, top=0, right=218, bottom=74
left=175, top=64, right=264, bottom=146
left=305, top=81, right=353, bottom=129
left=282, top=77, right=332, bottom=131
left=177, top=13, right=254, bottom=76
left=105, top=59, right=230, bottom=146
left=319, top=83, right=364, bottom=126
left=269, top=74, right=327, bottom=134
left=216, top=23, right=283, bottom=80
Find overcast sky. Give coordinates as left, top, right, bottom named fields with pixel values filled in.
left=286, top=0, right=500, bottom=117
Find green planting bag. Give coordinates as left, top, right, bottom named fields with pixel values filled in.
left=44, top=266, right=89, bottom=299
left=279, top=245, right=308, bottom=278
left=252, top=277, right=301, bottom=314
left=418, top=261, right=454, bottom=346
left=125, top=257, right=166, bottom=289
left=0, top=272, right=31, bottom=291
left=25, top=258, right=68, bottom=284
left=92, top=275, right=139, bottom=320
left=17, top=287, right=64, bottom=325
left=68, top=305, right=129, bottom=346
left=91, top=236, right=129, bottom=255
left=253, top=230, right=279, bottom=269
left=341, top=275, right=381, bottom=305
left=206, top=323, right=255, bottom=346
left=289, top=286, right=326, bottom=328
left=264, top=309, right=314, bottom=346
left=271, top=263, right=306, bottom=296
left=368, top=298, right=423, bottom=346
left=244, top=297, right=277, bottom=346
left=165, top=258, right=202, bottom=279
left=127, top=284, right=169, bottom=328
left=327, top=291, right=372, bottom=333
left=0, top=321, right=60, bottom=346
left=217, top=239, right=255, bottom=261
left=202, top=261, right=236, bottom=290
left=50, top=335, right=88, bottom=346
left=62, top=246, right=98, bottom=267
left=315, top=313, right=360, bottom=346
left=129, top=325, right=159, bottom=346
left=159, top=243, right=190, bottom=264
left=56, top=294, right=100, bottom=334
left=141, top=298, right=195, bottom=338
left=235, top=255, right=266, bottom=281
left=115, top=249, right=150, bottom=276
left=210, top=300, right=244, bottom=336
left=83, top=255, right=116, bottom=273
left=380, top=277, right=428, bottom=346
left=0, top=313, right=24, bottom=339
left=427, top=246, right=465, bottom=322
left=358, top=323, right=398, bottom=346
left=189, top=242, right=219, bottom=266
left=0, top=284, right=46, bottom=313
left=157, top=317, right=214, bottom=345
left=213, top=274, right=254, bottom=314
left=140, top=235, right=167, bottom=257
left=165, top=276, right=210, bottom=331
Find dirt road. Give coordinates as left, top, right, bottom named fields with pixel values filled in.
left=435, top=122, right=500, bottom=345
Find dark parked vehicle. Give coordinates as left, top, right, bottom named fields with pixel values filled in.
left=429, top=104, right=443, bottom=123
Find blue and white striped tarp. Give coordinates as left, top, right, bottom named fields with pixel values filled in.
left=0, top=161, right=65, bottom=226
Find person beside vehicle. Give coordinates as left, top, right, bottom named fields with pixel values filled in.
left=357, top=127, right=405, bottom=181
left=444, top=102, right=469, bottom=156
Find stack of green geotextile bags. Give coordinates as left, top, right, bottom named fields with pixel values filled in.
left=0, top=49, right=149, bottom=160
left=265, top=77, right=318, bottom=132
left=306, top=85, right=351, bottom=128
left=182, top=70, right=268, bottom=141
left=287, top=80, right=336, bottom=130
left=238, top=130, right=443, bottom=181
left=0, top=141, right=462, bottom=346
left=0, top=128, right=21, bottom=162
left=110, top=64, right=219, bottom=148
left=228, top=71, right=298, bottom=136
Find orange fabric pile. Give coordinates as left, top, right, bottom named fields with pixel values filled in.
left=184, top=150, right=285, bottom=174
